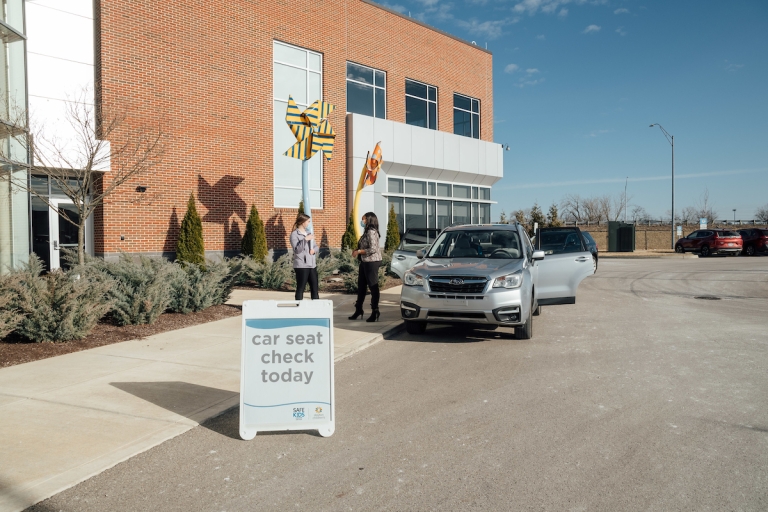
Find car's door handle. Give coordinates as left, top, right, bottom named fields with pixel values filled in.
left=53, top=241, right=59, bottom=250
left=576, top=256, right=589, bottom=262
left=396, top=255, right=406, bottom=260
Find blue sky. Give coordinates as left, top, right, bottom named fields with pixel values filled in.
left=375, top=0, right=768, bottom=221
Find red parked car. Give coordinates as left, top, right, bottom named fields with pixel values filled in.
left=675, top=229, right=742, bottom=256
left=738, top=228, right=768, bottom=256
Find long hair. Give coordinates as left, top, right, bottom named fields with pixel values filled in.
left=293, top=213, right=311, bottom=231
left=362, top=211, right=380, bottom=236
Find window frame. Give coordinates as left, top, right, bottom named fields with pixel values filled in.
left=273, top=40, right=324, bottom=209
left=453, top=92, right=480, bottom=139
left=405, top=78, right=438, bottom=130
left=345, top=61, right=386, bottom=119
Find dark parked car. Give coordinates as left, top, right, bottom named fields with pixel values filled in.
left=581, top=231, right=599, bottom=273
left=738, top=228, right=768, bottom=256
left=534, top=227, right=597, bottom=273
left=675, top=229, right=742, bottom=256
left=390, top=228, right=441, bottom=278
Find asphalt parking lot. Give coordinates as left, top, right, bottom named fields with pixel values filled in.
left=28, top=257, right=768, bottom=512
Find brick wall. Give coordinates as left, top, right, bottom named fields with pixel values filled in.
left=95, top=0, right=493, bottom=258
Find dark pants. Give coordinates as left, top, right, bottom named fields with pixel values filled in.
left=294, top=267, right=319, bottom=300
left=355, top=261, right=381, bottom=311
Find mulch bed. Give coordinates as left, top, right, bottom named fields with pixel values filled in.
left=0, top=277, right=403, bottom=369
left=0, top=304, right=242, bottom=369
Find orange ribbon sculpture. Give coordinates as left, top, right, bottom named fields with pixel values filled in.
left=352, top=142, right=383, bottom=238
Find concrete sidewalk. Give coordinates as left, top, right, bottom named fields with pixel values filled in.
left=0, top=286, right=404, bottom=512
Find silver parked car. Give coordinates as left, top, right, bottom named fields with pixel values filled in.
left=399, top=223, right=594, bottom=339
left=390, top=228, right=441, bottom=279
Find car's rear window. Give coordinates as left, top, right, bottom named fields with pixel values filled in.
left=716, top=231, right=740, bottom=238
left=762, top=230, right=768, bottom=236
left=537, top=229, right=584, bottom=254
left=427, top=230, right=523, bottom=259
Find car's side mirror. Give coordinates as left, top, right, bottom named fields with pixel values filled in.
left=416, top=249, right=425, bottom=259
left=532, top=250, right=545, bottom=261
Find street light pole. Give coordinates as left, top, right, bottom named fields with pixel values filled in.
left=733, top=209, right=736, bottom=223
left=650, top=124, right=674, bottom=249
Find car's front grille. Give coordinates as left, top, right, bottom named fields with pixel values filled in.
left=428, top=276, right=487, bottom=293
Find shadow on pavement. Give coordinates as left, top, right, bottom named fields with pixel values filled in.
left=394, top=324, right=517, bottom=343
left=201, top=408, right=323, bottom=439
left=110, top=381, right=236, bottom=428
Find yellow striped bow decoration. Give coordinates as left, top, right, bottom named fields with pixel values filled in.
left=284, top=96, right=336, bottom=161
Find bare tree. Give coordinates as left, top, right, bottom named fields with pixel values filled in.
left=0, top=88, right=166, bottom=265
left=630, top=205, right=652, bottom=224
left=560, top=194, right=585, bottom=223
left=677, top=188, right=718, bottom=226
left=756, top=204, right=768, bottom=224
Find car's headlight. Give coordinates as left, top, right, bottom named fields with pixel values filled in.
left=492, top=271, right=523, bottom=289
left=403, top=271, right=425, bottom=287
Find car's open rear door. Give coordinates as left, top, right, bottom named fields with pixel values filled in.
left=534, top=227, right=594, bottom=305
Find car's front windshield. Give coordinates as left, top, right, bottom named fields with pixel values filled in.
left=427, top=230, right=523, bottom=259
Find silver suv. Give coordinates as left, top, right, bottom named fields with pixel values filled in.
left=399, top=223, right=594, bottom=339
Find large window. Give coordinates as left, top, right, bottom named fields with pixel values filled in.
left=453, top=93, right=480, bottom=139
left=346, top=62, right=385, bottom=119
left=387, top=178, right=491, bottom=233
left=405, top=79, right=437, bottom=130
left=273, top=41, right=323, bottom=209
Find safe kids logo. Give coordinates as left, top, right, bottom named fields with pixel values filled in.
left=293, top=407, right=305, bottom=420
left=315, top=407, right=323, bottom=414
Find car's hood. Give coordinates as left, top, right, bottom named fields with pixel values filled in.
left=410, top=257, right=524, bottom=278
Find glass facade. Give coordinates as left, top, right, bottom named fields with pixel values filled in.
left=405, top=79, right=437, bottom=130
left=346, top=62, right=385, bottom=119
left=0, top=0, right=29, bottom=271
left=453, top=93, right=480, bottom=139
left=273, top=41, right=323, bottom=209
left=387, top=177, right=491, bottom=233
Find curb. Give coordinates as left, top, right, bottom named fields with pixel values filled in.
left=334, top=321, right=406, bottom=363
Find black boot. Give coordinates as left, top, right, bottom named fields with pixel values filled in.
left=348, top=307, right=364, bottom=320
left=366, top=308, right=380, bottom=322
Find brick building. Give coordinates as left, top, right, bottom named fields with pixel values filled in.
left=15, top=0, right=502, bottom=269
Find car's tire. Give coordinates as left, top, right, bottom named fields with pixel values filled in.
left=675, top=244, right=684, bottom=254
left=532, top=301, right=541, bottom=316
left=404, top=320, right=427, bottom=335
left=592, top=255, right=598, bottom=273
left=746, top=245, right=755, bottom=256
left=701, top=245, right=710, bottom=257
left=515, top=302, right=533, bottom=340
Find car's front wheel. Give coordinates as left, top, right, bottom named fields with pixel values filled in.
left=701, top=245, right=710, bottom=257
left=746, top=245, right=755, bottom=256
left=515, top=302, right=533, bottom=340
left=675, top=244, right=684, bottom=254
left=404, top=320, right=427, bottom=335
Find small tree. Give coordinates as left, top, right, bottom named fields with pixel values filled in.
left=341, top=211, right=358, bottom=250
left=547, top=203, right=562, bottom=227
left=298, top=200, right=305, bottom=215
left=176, top=193, right=205, bottom=265
left=499, top=209, right=508, bottom=224
left=385, top=204, right=400, bottom=252
left=529, top=203, right=546, bottom=236
left=241, top=205, right=268, bottom=263
left=0, top=86, right=165, bottom=265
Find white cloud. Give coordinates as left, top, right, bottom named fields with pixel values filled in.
left=725, top=61, right=744, bottom=72
left=416, top=0, right=441, bottom=6
left=457, top=18, right=516, bottom=40
left=536, top=34, right=546, bottom=40
left=381, top=2, right=408, bottom=14
left=526, top=68, right=540, bottom=74
left=516, top=77, right=545, bottom=88
left=585, top=129, right=612, bottom=138
left=505, top=63, right=520, bottom=73
left=513, top=0, right=608, bottom=16
left=558, top=8, right=568, bottom=17
left=614, top=8, right=629, bottom=14
left=583, top=24, right=601, bottom=33
left=616, top=26, right=627, bottom=36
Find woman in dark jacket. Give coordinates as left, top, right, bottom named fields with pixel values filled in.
left=290, top=213, right=319, bottom=300
left=350, top=212, right=382, bottom=322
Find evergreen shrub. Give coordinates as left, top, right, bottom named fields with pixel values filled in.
left=0, top=275, right=24, bottom=338
left=385, top=204, right=400, bottom=252
left=6, top=255, right=113, bottom=342
left=176, top=194, right=205, bottom=266
left=341, top=212, right=358, bottom=250
left=241, top=205, right=268, bottom=263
